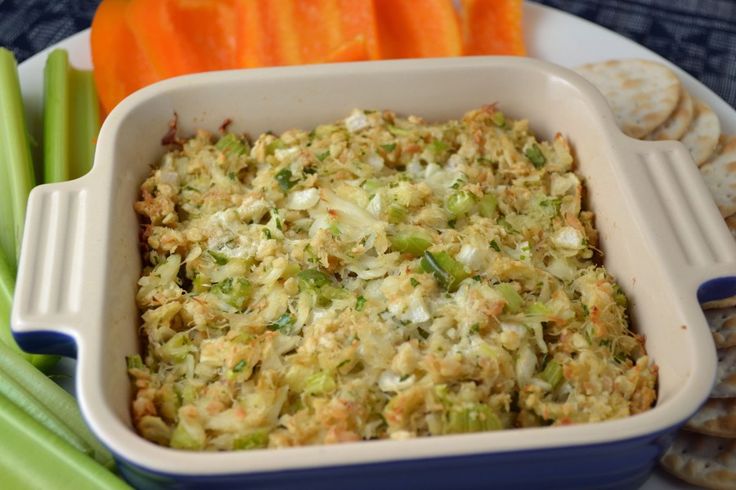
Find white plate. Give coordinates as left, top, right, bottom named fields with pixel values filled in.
left=17, top=3, right=730, bottom=489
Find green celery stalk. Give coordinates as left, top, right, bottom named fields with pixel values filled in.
left=0, top=366, right=93, bottom=456
left=0, top=393, right=129, bottom=489
left=44, top=49, right=100, bottom=183
left=0, top=252, right=22, bottom=355
left=0, top=341, right=115, bottom=470
left=0, top=48, right=35, bottom=265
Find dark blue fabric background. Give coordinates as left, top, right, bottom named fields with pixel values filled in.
left=0, top=0, right=734, bottom=107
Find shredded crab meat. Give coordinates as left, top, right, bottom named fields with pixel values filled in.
left=130, top=108, right=657, bottom=451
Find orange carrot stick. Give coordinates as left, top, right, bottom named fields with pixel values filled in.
left=90, top=0, right=158, bottom=114
left=374, top=0, right=462, bottom=59
left=235, top=0, right=301, bottom=67
left=236, top=0, right=378, bottom=67
left=127, top=0, right=237, bottom=78
left=460, top=0, right=526, bottom=56
left=323, top=36, right=370, bottom=63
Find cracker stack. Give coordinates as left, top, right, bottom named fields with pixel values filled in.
left=577, top=59, right=736, bottom=490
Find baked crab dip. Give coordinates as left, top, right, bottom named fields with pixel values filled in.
left=129, top=107, right=658, bottom=451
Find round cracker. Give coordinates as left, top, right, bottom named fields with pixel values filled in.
left=706, top=307, right=736, bottom=348
left=681, top=99, right=721, bottom=165
left=713, top=347, right=736, bottom=398
left=700, top=156, right=736, bottom=218
left=645, top=86, right=694, bottom=141
left=576, top=59, right=680, bottom=138
left=686, top=398, right=736, bottom=438
left=661, top=432, right=736, bottom=490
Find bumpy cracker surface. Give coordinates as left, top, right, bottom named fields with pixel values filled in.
left=713, top=348, right=736, bottom=398
left=646, top=86, right=694, bottom=141
left=682, top=99, right=721, bottom=166
left=661, top=432, right=736, bottom=490
left=706, top=307, right=736, bottom=349
left=686, top=398, right=736, bottom=439
left=701, top=154, right=736, bottom=218
left=576, top=59, right=680, bottom=138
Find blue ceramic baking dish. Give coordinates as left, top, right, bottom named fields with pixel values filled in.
left=12, top=57, right=732, bottom=489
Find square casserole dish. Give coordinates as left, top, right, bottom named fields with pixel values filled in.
left=11, top=57, right=736, bottom=489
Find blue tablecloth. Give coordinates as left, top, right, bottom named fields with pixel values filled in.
left=1, top=0, right=735, bottom=107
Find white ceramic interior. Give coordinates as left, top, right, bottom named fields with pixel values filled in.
left=13, top=57, right=730, bottom=475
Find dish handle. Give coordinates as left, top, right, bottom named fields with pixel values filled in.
left=10, top=178, right=102, bottom=358
left=618, top=138, right=736, bottom=309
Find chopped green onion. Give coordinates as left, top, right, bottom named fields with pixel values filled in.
left=319, top=284, right=349, bottom=302
left=541, top=360, right=563, bottom=388
left=421, top=251, right=469, bottom=292
left=212, top=277, right=252, bottom=310
left=363, top=179, right=382, bottom=193
left=495, top=283, right=523, bottom=313
left=207, top=249, right=229, bottom=265
left=266, top=138, right=286, bottom=155
left=389, top=232, right=432, bottom=256
left=304, top=371, right=336, bottom=395
left=410, top=277, right=420, bottom=288
left=275, top=168, right=297, bottom=191
left=232, top=360, right=247, bottom=373
left=316, top=150, right=330, bottom=161
left=381, top=143, right=396, bottom=152
left=492, top=111, right=506, bottom=128
left=478, top=193, right=497, bottom=218
left=160, top=332, right=190, bottom=363
left=233, top=431, right=269, bottom=450
left=445, top=404, right=502, bottom=434
left=297, top=269, right=332, bottom=289
left=387, top=203, right=408, bottom=224
left=526, top=302, right=551, bottom=318
left=267, top=313, right=295, bottom=333
left=446, top=190, right=475, bottom=217
left=126, top=354, right=144, bottom=371
left=216, top=133, right=248, bottom=156
left=525, top=144, right=546, bottom=168
left=355, top=296, right=367, bottom=311
left=170, top=420, right=205, bottom=450
left=388, top=125, right=410, bottom=136
left=430, top=139, right=448, bottom=154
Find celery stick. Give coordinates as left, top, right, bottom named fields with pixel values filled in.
left=43, top=49, right=71, bottom=183
left=0, top=252, right=30, bottom=361
left=0, top=393, right=129, bottom=489
left=44, top=49, right=100, bottom=183
left=0, top=48, right=35, bottom=265
left=0, top=342, right=115, bottom=469
left=69, top=68, right=100, bottom=178
left=0, top=367, right=93, bottom=456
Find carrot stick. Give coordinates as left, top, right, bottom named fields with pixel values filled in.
left=460, top=0, right=526, bottom=56
left=235, top=0, right=300, bottom=67
left=374, top=0, right=462, bottom=59
left=91, top=0, right=158, bottom=113
left=127, top=0, right=236, bottom=78
left=324, top=36, right=370, bottom=63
